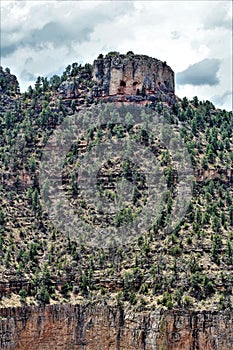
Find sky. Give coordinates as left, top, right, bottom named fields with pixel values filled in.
left=1, top=0, right=232, bottom=111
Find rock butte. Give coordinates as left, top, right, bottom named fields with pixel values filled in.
left=92, top=53, right=175, bottom=96
left=55, top=53, right=176, bottom=105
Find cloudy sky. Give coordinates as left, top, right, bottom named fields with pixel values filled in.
left=1, top=0, right=232, bottom=110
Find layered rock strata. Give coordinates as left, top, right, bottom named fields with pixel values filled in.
left=0, top=303, right=232, bottom=350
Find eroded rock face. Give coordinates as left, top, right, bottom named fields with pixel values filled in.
left=92, top=53, right=175, bottom=96
left=55, top=53, right=175, bottom=107
left=0, top=303, right=232, bottom=350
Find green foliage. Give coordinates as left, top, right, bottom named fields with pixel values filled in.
left=112, top=124, right=125, bottom=138
left=129, top=291, right=137, bottom=305
left=181, top=96, right=189, bottom=110
left=229, top=205, right=233, bottom=226
left=0, top=210, right=5, bottom=225
left=61, top=282, right=72, bottom=297
left=170, top=245, right=182, bottom=257
left=106, top=51, right=119, bottom=57
left=19, top=289, right=27, bottom=301
left=114, top=207, right=133, bottom=227
left=158, top=292, right=173, bottom=309
left=192, top=96, right=199, bottom=107
left=49, top=75, right=61, bottom=90
left=37, top=286, right=50, bottom=304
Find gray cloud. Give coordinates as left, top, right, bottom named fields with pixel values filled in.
left=30, top=21, right=92, bottom=45
left=1, top=2, right=134, bottom=58
left=212, top=91, right=232, bottom=107
left=203, top=4, right=232, bottom=30
left=20, top=69, right=37, bottom=82
left=1, top=44, right=17, bottom=57
left=1, top=22, right=93, bottom=57
left=171, top=31, right=181, bottom=40
left=176, top=58, right=221, bottom=86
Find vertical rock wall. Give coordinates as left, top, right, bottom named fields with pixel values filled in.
left=0, top=303, right=232, bottom=350
left=92, top=54, right=174, bottom=96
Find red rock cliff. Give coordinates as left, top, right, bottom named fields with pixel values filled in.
left=0, top=303, right=232, bottom=350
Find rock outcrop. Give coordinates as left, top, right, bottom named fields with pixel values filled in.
left=92, top=52, right=174, bottom=96
left=0, top=303, right=232, bottom=350
left=0, top=67, right=20, bottom=95
left=195, top=168, right=233, bottom=184
left=57, top=53, right=176, bottom=107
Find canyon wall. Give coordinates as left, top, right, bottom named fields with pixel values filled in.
left=0, top=303, right=232, bottom=350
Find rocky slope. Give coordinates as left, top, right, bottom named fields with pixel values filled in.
left=0, top=52, right=232, bottom=349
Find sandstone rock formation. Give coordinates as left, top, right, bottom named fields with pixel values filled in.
left=0, top=303, right=232, bottom=350
left=57, top=52, right=175, bottom=107
left=56, top=53, right=176, bottom=108
left=92, top=52, right=174, bottom=96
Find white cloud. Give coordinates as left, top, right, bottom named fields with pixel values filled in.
left=1, top=0, right=232, bottom=110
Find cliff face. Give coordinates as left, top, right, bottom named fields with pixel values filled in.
left=92, top=53, right=174, bottom=96
left=56, top=53, right=175, bottom=106
left=0, top=303, right=232, bottom=350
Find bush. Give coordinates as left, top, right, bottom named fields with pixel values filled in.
left=158, top=292, right=173, bottom=309
left=170, top=245, right=182, bottom=257
left=37, top=286, right=50, bottom=304
left=19, top=289, right=27, bottom=301
left=204, top=279, right=215, bottom=297
left=61, top=282, right=72, bottom=297
left=106, top=51, right=119, bottom=57
left=183, top=295, right=193, bottom=307
left=0, top=210, right=5, bottom=225
left=129, top=292, right=137, bottom=305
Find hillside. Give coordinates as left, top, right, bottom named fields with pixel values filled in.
left=0, top=53, right=232, bottom=348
